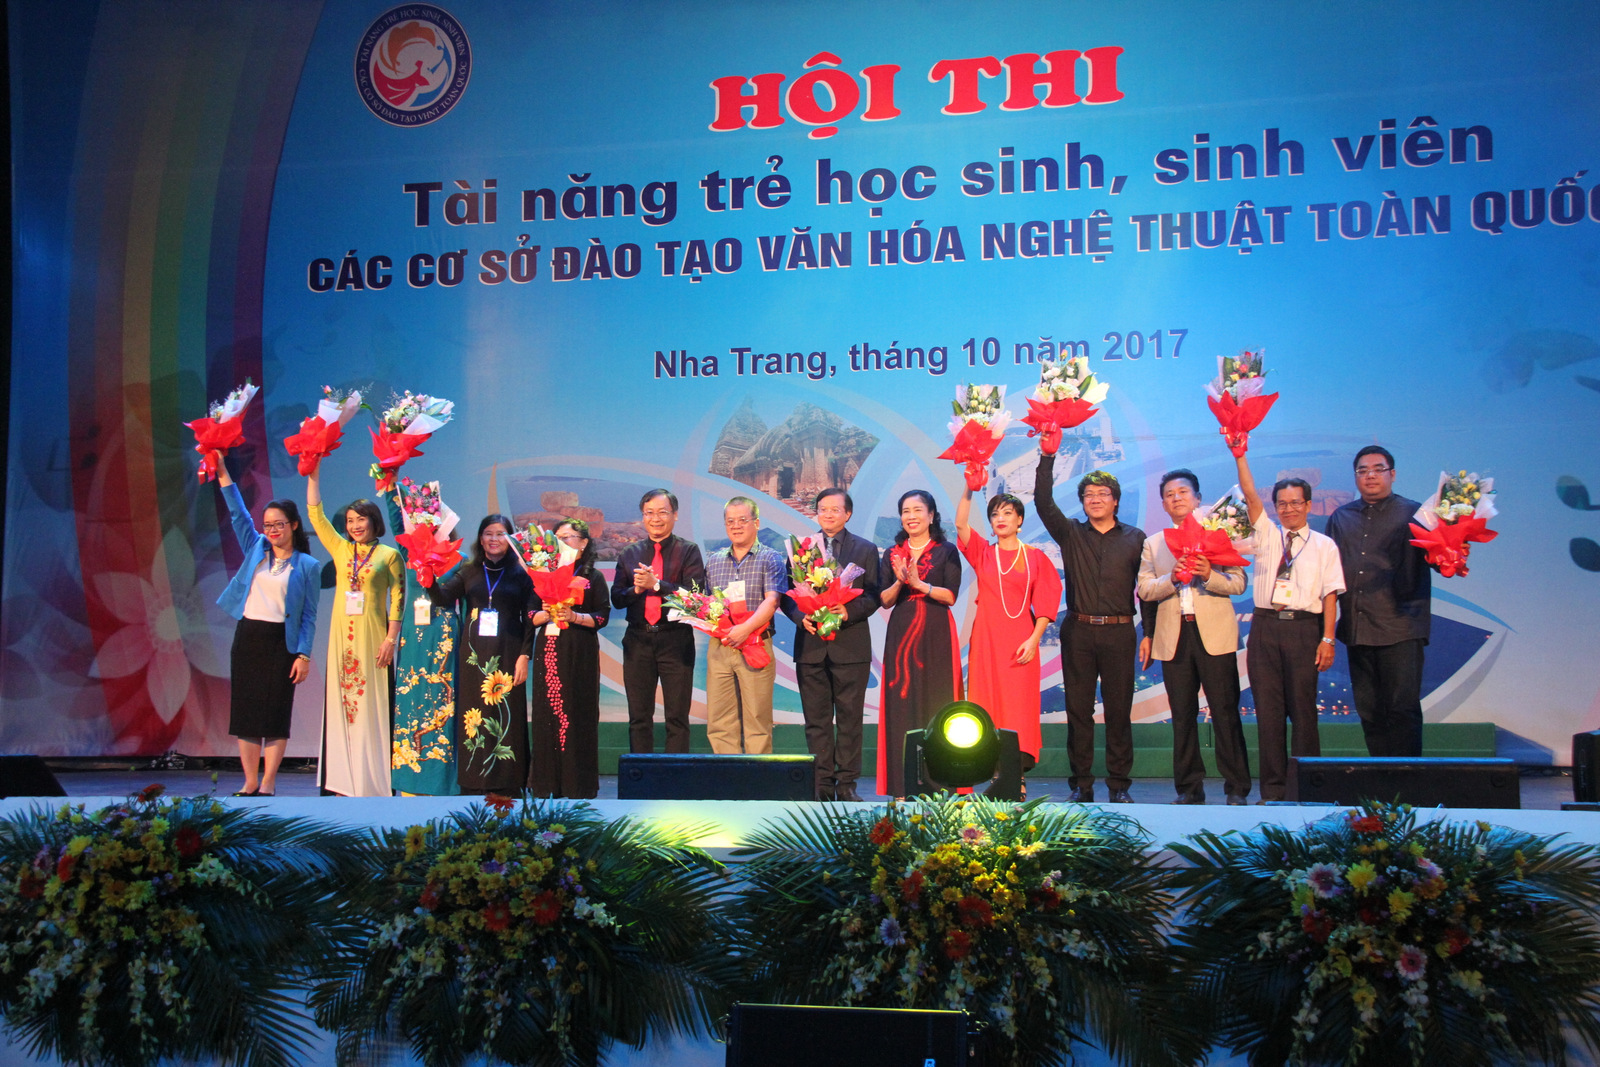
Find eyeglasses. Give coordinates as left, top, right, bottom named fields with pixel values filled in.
left=724, top=517, right=754, bottom=527
left=262, top=521, right=291, bottom=531
left=1275, top=499, right=1309, bottom=510
left=557, top=533, right=586, bottom=544
left=1081, top=491, right=1115, bottom=501
left=1354, top=466, right=1392, bottom=476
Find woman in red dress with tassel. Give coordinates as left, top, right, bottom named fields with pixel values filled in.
left=955, top=487, right=1061, bottom=781
left=876, top=490, right=964, bottom=797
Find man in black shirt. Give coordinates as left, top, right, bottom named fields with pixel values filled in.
left=1034, top=453, right=1146, bottom=803
left=1324, top=446, right=1431, bottom=757
left=611, top=488, right=707, bottom=753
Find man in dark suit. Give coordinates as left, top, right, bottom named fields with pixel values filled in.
left=611, top=488, right=707, bottom=753
left=783, top=488, right=880, bottom=801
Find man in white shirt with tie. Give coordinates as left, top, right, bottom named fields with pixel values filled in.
left=1232, top=449, right=1346, bottom=802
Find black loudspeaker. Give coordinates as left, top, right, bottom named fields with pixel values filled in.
left=0, top=756, right=67, bottom=798
left=725, top=1003, right=975, bottom=1067
left=903, top=728, right=1024, bottom=802
left=1289, top=757, right=1521, bottom=809
left=616, top=753, right=814, bottom=800
left=1572, top=731, right=1600, bottom=802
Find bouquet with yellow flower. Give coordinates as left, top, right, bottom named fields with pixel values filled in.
left=784, top=533, right=866, bottom=641
left=1197, top=484, right=1255, bottom=549
left=313, top=797, right=732, bottom=1067
left=1409, top=469, right=1499, bottom=577
left=1168, top=800, right=1600, bottom=1067
left=1021, top=356, right=1110, bottom=456
left=0, top=785, right=363, bottom=1067
left=728, top=795, right=1197, bottom=1067
left=1205, top=348, right=1279, bottom=455
left=940, top=383, right=1013, bottom=489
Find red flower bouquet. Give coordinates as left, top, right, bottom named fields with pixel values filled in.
left=186, top=381, right=257, bottom=482
left=785, top=534, right=865, bottom=640
left=283, top=386, right=363, bottom=476
left=1204, top=349, right=1278, bottom=456
left=1162, top=513, right=1250, bottom=585
left=939, top=384, right=1011, bottom=490
left=663, top=586, right=771, bottom=669
left=369, top=391, right=454, bottom=493
left=1020, top=356, right=1109, bottom=455
left=1409, top=470, right=1498, bottom=577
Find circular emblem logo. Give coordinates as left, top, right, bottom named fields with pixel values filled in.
left=354, top=5, right=471, bottom=126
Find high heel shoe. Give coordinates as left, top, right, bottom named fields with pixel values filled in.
left=231, top=788, right=259, bottom=797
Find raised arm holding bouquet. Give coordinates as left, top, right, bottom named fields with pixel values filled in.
left=283, top=385, right=363, bottom=476
left=1409, top=469, right=1499, bottom=577
left=1205, top=348, right=1278, bottom=456
left=1020, top=356, right=1109, bottom=455
left=185, top=380, right=257, bottom=483
left=370, top=391, right=454, bottom=494
left=939, top=383, right=1011, bottom=490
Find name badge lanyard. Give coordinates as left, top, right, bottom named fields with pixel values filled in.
left=1271, top=528, right=1308, bottom=608
left=480, top=564, right=505, bottom=637
left=346, top=542, right=374, bottom=615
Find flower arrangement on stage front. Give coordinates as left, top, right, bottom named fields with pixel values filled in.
left=664, top=585, right=771, bottom=668
left=727, top=796, right=1198, bottom=1067
left=393, top=477, right=463, bottom=588
left=313, top=796, right=732, bottom=1067
left=1021, top=357, right=1109, bottom=456
left=784, top=533, right=865, bottom=641
left=0, top=786, right=362, bottom=1067
left=1409, top=469, right=1500, bottom=578
left=1205, top=349, right=1278, bottom=456
left=1198, top=485, right=1255, bottom=547
left=1167, top=801, right=1600, bottom=1067
left=185, top=379, right=257, bottom=482
left=940, top=383, right=1012, bottom=489
left=369, top=390, right=454, bottom=493
left=283, top=385, right=365, bottom=475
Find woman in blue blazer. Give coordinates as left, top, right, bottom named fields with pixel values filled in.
left=212, top=453, right=323, bottom=795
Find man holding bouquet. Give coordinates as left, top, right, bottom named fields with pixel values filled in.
left=783, top=488, right=881, bottom=801
left=1325, top=446, right=1431, bottom=757
left=611, top=489, right=707, bottom=753
left=704, top=496, right=787, bottom=754
left=1231, top=449, right=1345, bottom=802
left=1137, top=470, right=1252, bottom=804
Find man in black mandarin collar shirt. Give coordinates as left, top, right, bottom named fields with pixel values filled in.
left=611, top=488, right=707, bottom=753
left=1324, top=445, right=1431, bottom=757
left=1034, top=452, right=1146, bottom=804
left=781, top=487, right=880, bottom=801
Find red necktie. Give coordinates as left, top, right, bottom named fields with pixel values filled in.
left=644, top=541, right=663, bottom=624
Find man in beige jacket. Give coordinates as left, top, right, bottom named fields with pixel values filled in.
left=1138, top=469, right=1252, bottom=805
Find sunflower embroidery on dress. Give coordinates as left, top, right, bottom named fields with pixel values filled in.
left=462, top=645, right=516, bottom=773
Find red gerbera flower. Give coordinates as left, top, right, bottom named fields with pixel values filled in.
left=1301, top=911, right=1334, bottom=943
left=943, top=929, right=973, bottom=960
left=485, top=793, right=516, bottom=814
left=1027, top=888, right=1061, bottom=912
left=956, top=895, right=994, bottom=928
left=56, top=853, right=75, bottom=882
left=17, top=870, right=44, bottom=900
left=482, top=900, right=512, bottom=932
left=530, top=889, right=563, bottom=926
left=1348, top=814, right=1383, bottom=834
left=900, top=870, right=924, bottom=906
left=868, top=818, right=895, bottom=847
left=174, top=825, right=203, bottom=860
left=139, top=784, right=166, bottom=802
left=419, top=882, right=442, bottom=911
left=1444, top=926, right=1472, bottom=955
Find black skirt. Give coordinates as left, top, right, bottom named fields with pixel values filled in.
left=230, top=618, right=296, bottom=739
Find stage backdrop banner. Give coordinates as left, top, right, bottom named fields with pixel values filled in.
left=4, top=0, right=1599, bottom=760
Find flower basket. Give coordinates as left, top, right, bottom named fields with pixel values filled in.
left=313, top=796, right=733, bottom=1067
left=726, top=795, right=1198, bottom=1067
left=1166, top=801, right=1600, bottom=1066
left=0, top=786, right=364, bottom=1067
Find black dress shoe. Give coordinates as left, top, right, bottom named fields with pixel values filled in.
left=815, top=786, right=835, bottom=802
left=1226, top=794, right=1248, bottom=806
left=1107, top=789, right=1134, bottom=803
left=1068, top=787, right=1094, bottom=803
left=834, top=786, right=864, bottom=802
left=231, top=789, right=259, bottom=797
left=1172, top=792, right=1205, bottom=805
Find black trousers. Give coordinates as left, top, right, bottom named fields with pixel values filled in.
left=1347, top=639, right=1425, bottom=757
left=1063, top=619, right=1136, bottom=792
left=796, top=657, right=869, bottom=795
left=622, top=625, right=695, bottom=753
left=1162, top=620, right=1251, bottom=799
left=1247, top=611, right=1323, bottom=800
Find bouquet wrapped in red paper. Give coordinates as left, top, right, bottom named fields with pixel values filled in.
left=1021, top=356, right=1110, bottom=455
left=785, top=534, right=865, bottom=640
left=282, top=386, right=364, bottom=476
left=510, top=524, right=590, bottom=631
left=392, top=478, right=462, bottom=588
left=1163, top=512, right=1251, bottom=585
left=1196, top=484, right=1256, bottom=553
left=186, top=380, right=257, bottom=482
left=1205, top=349, right=1278, bottom=456
left=1409, top=469, right=1499, bottom=577
left=938, top=384, right=1011, bottom=490
left=663, top=586, right=771, bottom=670
left=369, top=391, right=454, bottom=493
